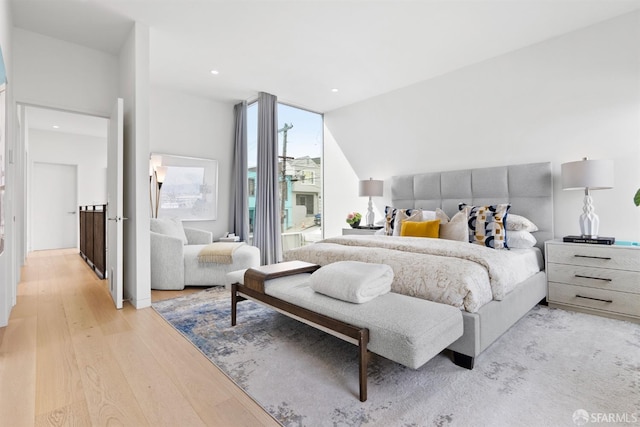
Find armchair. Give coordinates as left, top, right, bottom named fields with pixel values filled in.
left=150, top=218, right=260, bottom=290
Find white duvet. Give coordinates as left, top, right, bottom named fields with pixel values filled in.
left=283, top=235, right=543, bottom=313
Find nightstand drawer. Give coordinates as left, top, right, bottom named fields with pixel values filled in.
left=546, top=244, right=640, bottom=272
left=548, top=282, right=640, bottom=318
left=342, top=228, right=381, bottom=236
left=547, top=263, right=640, bottom=294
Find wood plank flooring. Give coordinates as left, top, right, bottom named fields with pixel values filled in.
left=0, top=249, right=278, bottom=427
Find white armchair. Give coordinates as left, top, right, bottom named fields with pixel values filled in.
left=150, top=218, right=260, bottom=290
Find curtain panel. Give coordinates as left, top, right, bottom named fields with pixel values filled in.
left=231, top=101, right=249, bottom=242
left=254, top=92, right=283, bottom=264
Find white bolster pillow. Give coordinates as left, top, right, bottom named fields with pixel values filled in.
left=309, top=261, right=393, bottom=304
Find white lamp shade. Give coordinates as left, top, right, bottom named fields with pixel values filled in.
left=155, top=166, right=168, bottom=183
left=150, top=155, right=162, bottom=169
left=359, top=178, right=383, bottom=197
left=561, top=159, right=614, bottom=190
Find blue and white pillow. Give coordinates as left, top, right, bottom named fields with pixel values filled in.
left=459, top=203, right=511, bottom=249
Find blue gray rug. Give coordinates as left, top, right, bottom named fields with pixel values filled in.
left=153, top=288, right=640, bottom=427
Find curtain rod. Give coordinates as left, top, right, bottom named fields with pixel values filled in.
left=244, top=96, right=323, bottom=116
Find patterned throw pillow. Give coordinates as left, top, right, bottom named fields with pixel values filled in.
left=459, top=203, right=511, bottom=249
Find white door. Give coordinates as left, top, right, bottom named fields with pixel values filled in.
left=32, top=162, right=77, bottom=250
left=107, top=98, right=124, bottom=309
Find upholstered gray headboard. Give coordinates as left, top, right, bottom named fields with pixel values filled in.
left=390, top=162, right=553, bottom=252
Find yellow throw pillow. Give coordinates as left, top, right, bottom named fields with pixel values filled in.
left=400, top=219, right=440, bottom=238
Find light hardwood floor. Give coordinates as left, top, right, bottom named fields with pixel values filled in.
left=0, top=249, right=279, bottom=427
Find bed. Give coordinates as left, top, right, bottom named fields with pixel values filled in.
left=284, top=161, right=553, bottom=368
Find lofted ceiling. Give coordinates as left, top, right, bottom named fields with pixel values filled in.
left=10, top=0, right=640, bottom=113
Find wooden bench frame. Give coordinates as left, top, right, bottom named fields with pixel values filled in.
left=230, top=261, right=371, bottom=402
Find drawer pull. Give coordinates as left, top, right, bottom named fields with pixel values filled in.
left=575, top=294, right=613, bottom=303
left=574, top=255, right=611, bottom=261
left=574, top=274, right=612, bottom=282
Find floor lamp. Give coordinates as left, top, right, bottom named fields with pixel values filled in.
left=155, top=166, right=168, bottom=219
left=359, top=178, right=384, bottom=227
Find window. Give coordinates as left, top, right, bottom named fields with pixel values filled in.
left=296, top=194, right=314, bottom=215
left=247, top=102, right=322, bottom=247
left=248, top=177, right=255, bottom=197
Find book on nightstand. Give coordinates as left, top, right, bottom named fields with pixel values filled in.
left=563, top=235, right=615, bottom=245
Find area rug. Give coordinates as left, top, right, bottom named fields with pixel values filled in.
left=153, top=288, right=640, bottom=427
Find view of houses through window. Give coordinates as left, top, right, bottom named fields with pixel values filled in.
left=247, top=103, right=323, bottom=250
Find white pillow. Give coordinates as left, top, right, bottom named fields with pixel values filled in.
left=507, top=214, right=539, bottom=232
left=420, top=210, right=437, bottom=221
left=435, top=208, right=449, bottom=223
left=439, top=210, right=468, bottom=242
left=506, top=230, right=537, bottom=249
left=150, top=217, right=188, bottom=244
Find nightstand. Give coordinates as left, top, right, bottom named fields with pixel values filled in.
left=545, top=240, right=640, bottom=323
left=342, top=227, right=382, bottom=236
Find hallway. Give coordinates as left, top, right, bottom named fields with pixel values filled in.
left=0, top=249, right=277, bottom=426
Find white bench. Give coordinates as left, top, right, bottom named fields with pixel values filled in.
left=230, top=261, right=464, bottom=402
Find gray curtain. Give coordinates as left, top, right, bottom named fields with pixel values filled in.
left=230, top=101, right=249, bottom=242
left=254, top=92, right=282, bottom=265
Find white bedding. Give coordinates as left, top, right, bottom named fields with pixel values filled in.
left=283, top=235, right=543, bottom=313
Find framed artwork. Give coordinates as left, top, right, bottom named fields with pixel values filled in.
left=150, top=153, right=218, bottom=221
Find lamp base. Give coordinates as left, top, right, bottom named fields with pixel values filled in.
left=579, top=191, right=599, bottom=238
left=579, top=212, right=599, bottom=239
left=366, top=197, right=375, bottom=227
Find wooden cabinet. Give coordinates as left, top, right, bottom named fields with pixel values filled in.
left=545, top=240, right=640, bottom=323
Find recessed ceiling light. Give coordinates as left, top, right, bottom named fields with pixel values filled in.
left=331, top=88, right=339, bottom=93
left=210, top=69, right=219, bottom=75
left=52, top=125, right=60, bottom=129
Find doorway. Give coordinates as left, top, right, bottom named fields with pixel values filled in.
left=32, top=162, right=77, bottom=250
left=24, top=105, right=108, bottom=252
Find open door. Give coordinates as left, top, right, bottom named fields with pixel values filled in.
left=107, top=98, right=124, bottom=309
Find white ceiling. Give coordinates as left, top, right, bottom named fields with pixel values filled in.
left=25, top=106, right=108, bottom=138
left=10, top=0, right=640, bottom=113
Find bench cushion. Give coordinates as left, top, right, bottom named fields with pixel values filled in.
left=262, top=273, right=463, bottom=370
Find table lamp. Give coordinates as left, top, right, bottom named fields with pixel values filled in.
left=561, top=157, right=614, bottom=238
left=359, top=178, right=383, bottom=227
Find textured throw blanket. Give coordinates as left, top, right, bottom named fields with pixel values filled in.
left=198, top=242, right=244, bottom=264
left=309, top=261, right=393, bottom=303
left=284, top=236, right=542, bottom=312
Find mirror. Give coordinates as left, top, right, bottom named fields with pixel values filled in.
left=150, top=153, right=218, bottom=221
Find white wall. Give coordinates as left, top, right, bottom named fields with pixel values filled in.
left=12, top=26, right=154, bottom=309
left=325, top=11, right=640, bottom=242
left=13, top=29, right=118, bottom=117
left=0, top=0, right=14, bottom=327
left=119, top=22, right=151, bottom=309
left=149, top=86, right=235, bottom=240
left=29, top=129, right=107, bottom=207
left=323, top=125, right=363, bottom=237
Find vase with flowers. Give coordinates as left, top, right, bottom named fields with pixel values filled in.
left=346, top=212, right=362, bottom=228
